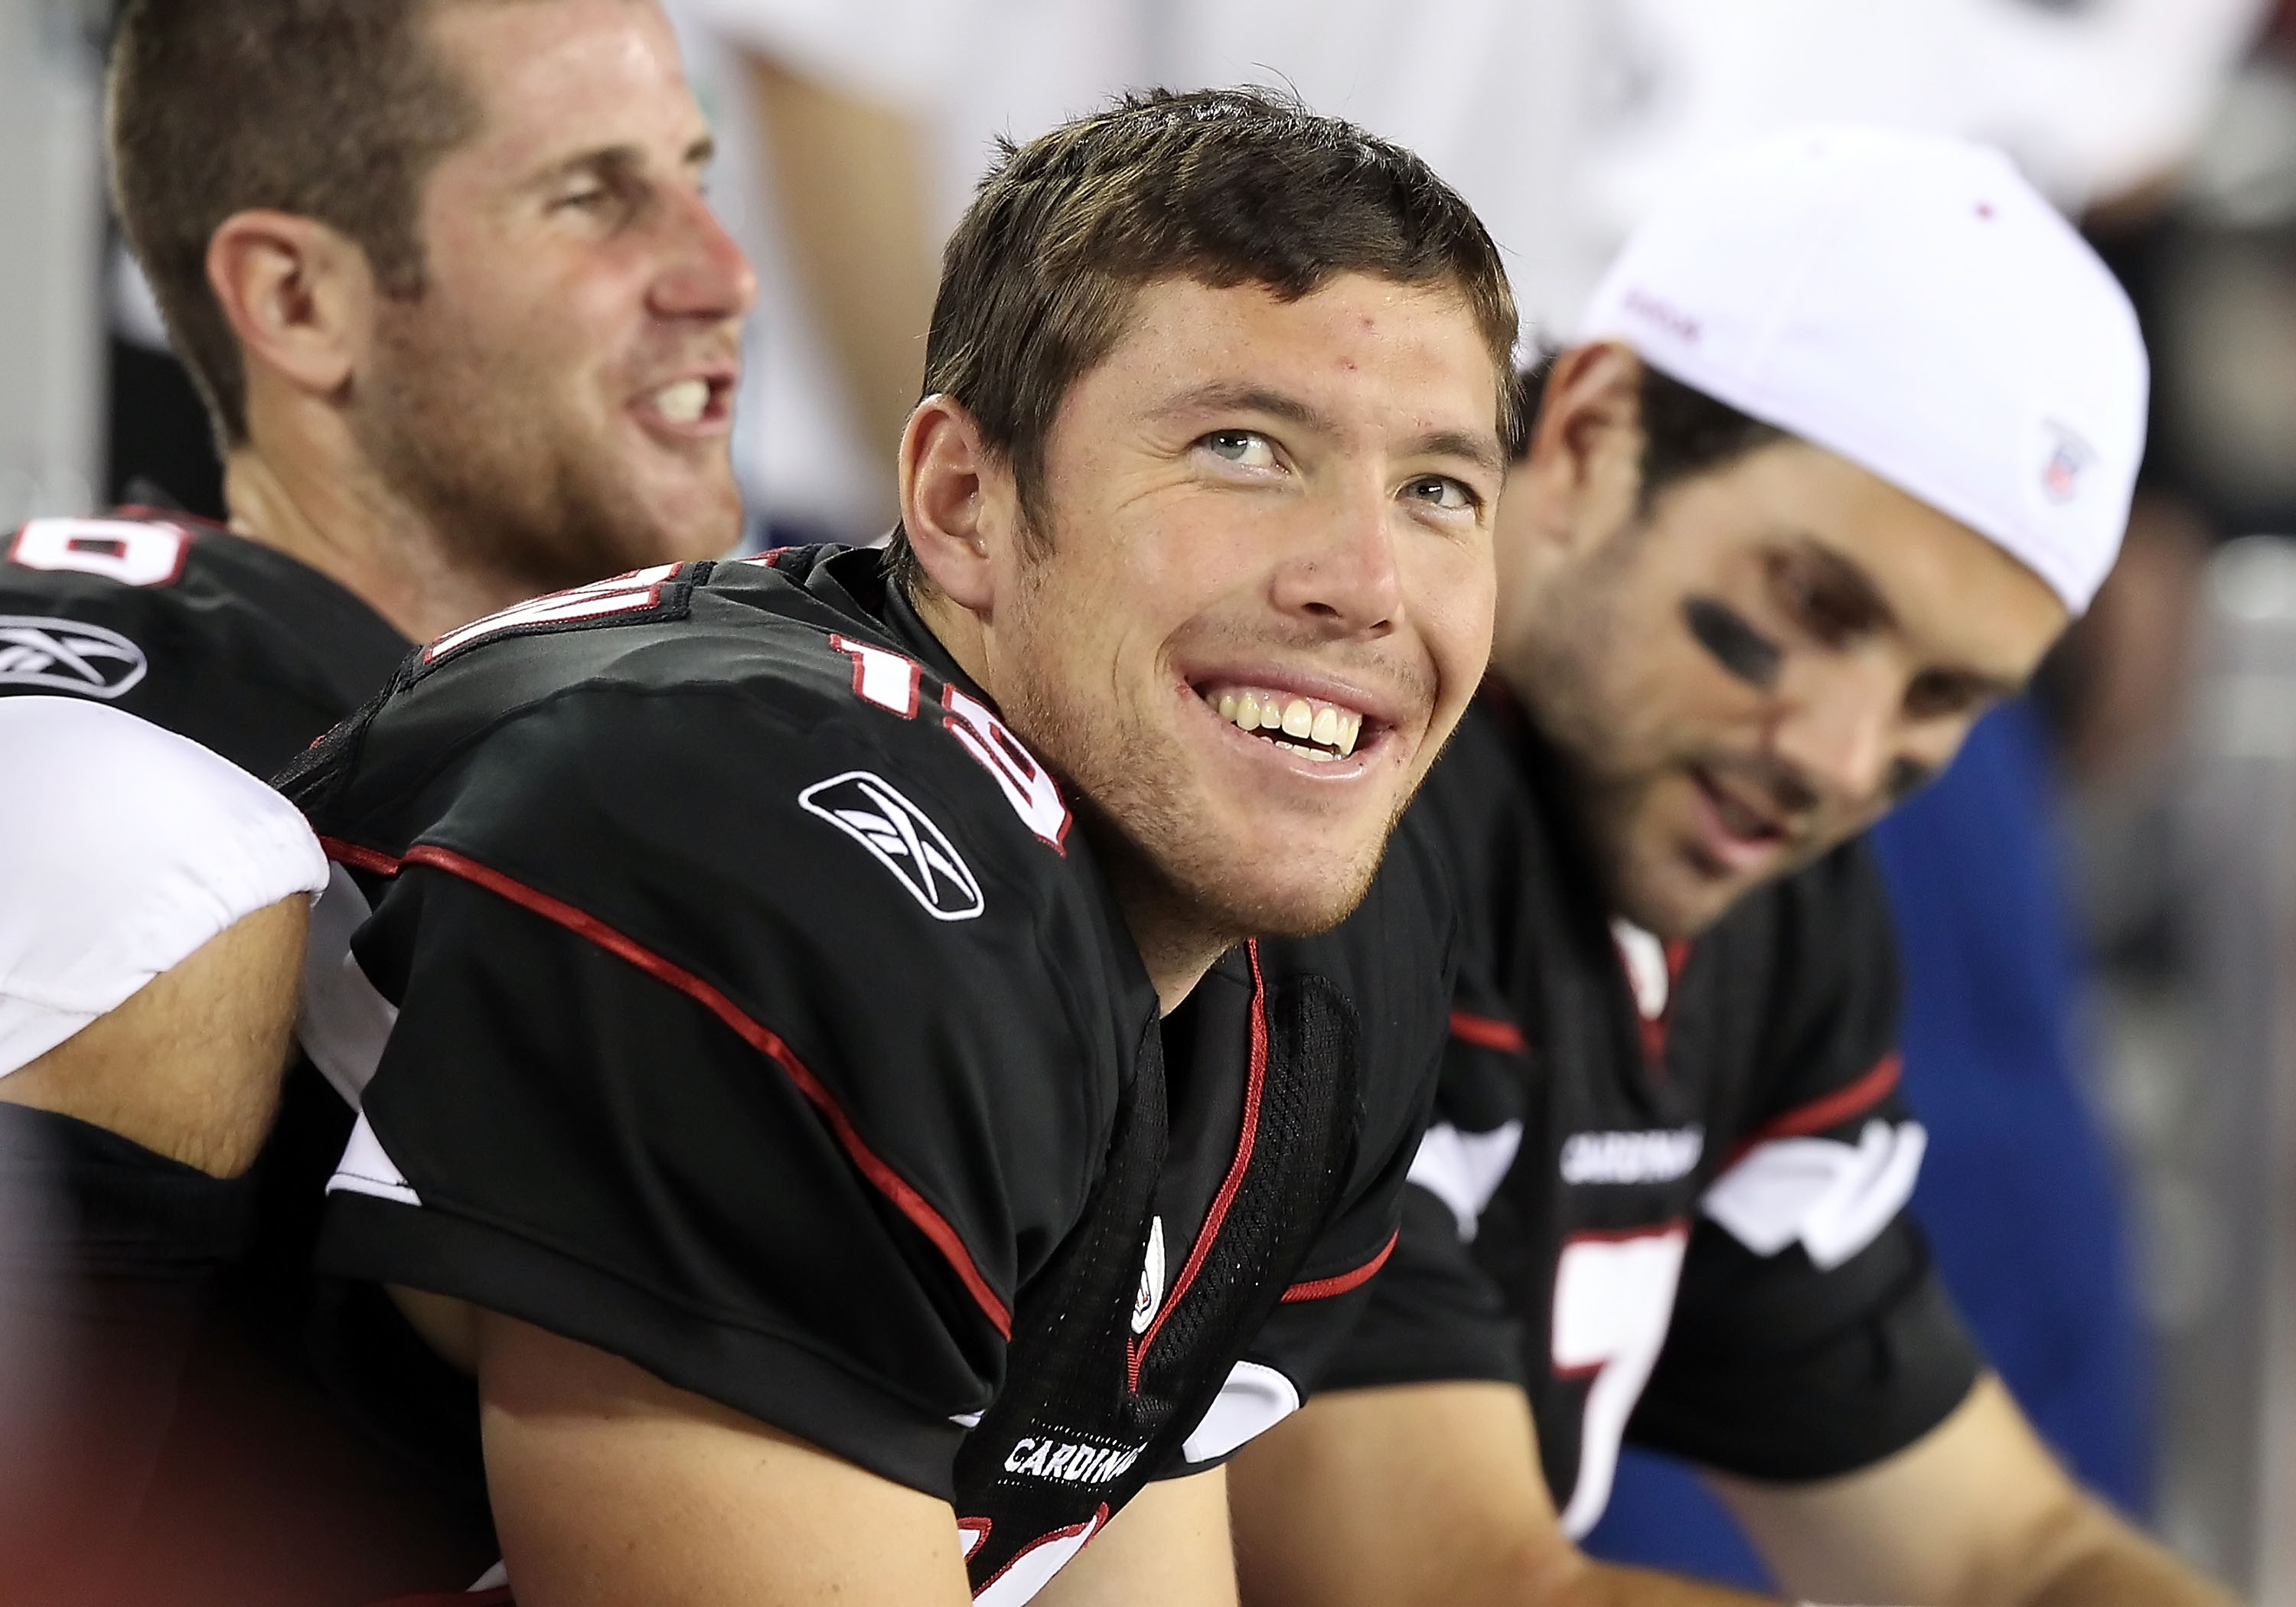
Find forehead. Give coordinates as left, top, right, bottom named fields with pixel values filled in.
left=427, top=0, right=702, bottom=171
left=1087, top=273, right=1505, bottom=435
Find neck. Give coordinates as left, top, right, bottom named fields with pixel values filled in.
left=1088, top=825, right=1236, bottom=1015
left=222, top=432, right=533, bottom=644
left=913, top=584, right=1228, bottom=1015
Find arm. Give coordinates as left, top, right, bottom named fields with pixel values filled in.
left=1711, top=1374, right=2234, bottom=1607
left=1035, top=1468, right=1240, bottom=1607
left=1230, top=1382, right=1772, bottom=1607
left=478, top=1312, right=974, bottom=1606
left=0, top=895, right=305, bottom=1178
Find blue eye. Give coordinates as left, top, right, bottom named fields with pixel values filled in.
left=1202, top=430, right=1277, bottom=468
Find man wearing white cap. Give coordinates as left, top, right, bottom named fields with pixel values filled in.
left=1228, top=127, right=2231, bottom=1605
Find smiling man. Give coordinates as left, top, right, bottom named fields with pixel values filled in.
left=1228, top=129, right=2232, bottom=1607
left=243, top=88, right=1518, bottom=1604
left=0, top=0, right=749, bottom=1594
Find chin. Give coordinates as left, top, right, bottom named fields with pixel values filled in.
left=635, top=475, right=744, bottom=565
left=1182, top=837, right=1388, bottom=941
left=1609, top=852, right=1741, bottom=941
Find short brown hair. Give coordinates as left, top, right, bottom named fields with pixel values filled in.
left=1515, top=350, right=1787, bottom=509
left=894, top=86, right=1521, bottom=592
left=107, top=0, right=486, bottom=448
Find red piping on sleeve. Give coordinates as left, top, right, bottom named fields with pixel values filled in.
left=318, top=836, right=403, bottom=878
left=1448, top=1010, right=1528, bottom=1056
left=318, top=836, right=1013, bottom=1339
left=1723, top=1051, right=1903, bottom=1169
left=1278, top=1230, right=1398, bottom=1304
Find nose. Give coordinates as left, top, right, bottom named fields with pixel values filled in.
left=1269, top=478, right=1404, bottom=636
left=650, top=187, right=758, bottom=323
left=1768, top=655, right=1901, bottom=811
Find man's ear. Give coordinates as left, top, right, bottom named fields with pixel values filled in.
left=899, top=393, right=1017, bottom=614
left=205, top=209, right=376, bottom=406
left=1516, top=341, right=1645, bottom=556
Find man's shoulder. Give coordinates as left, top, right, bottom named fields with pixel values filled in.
left=295, top=552, right=1110, bottom=1020
left=0, top=511, right=409, bottom=774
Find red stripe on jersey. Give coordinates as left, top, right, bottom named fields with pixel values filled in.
left=1449, top=1010, right=1528, bottom=1056
left=318, top=836, right=402, bottom=878
left=1129, top=940, right=1269, bottom=1390
left=1278, top=1229, right=1398, bottom=1304
left=1725, top=1051, right=1903, bottom=1166
left=325, top=837, right=1015, bottom=1339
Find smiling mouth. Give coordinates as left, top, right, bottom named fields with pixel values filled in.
left=640, top=376, right=730, bottom=427
left=1198, top=685, right=1366, bottom=762
left=1687, top=765, right=1799, bottom=865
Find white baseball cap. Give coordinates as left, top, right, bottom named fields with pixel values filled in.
left=1580, top=125, right=2148, bottom=617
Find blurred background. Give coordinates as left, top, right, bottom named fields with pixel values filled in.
left=9, top=0, right=2296, bottom=1596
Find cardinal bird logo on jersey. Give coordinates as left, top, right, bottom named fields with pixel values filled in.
left=0, top=615, right=148, bottom=699
left=800, top=771, right=986, bottom=921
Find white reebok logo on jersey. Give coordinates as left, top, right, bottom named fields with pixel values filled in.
left=800, top=771, right=985, bottom=921
left=0, top=616, right=148, bottom=699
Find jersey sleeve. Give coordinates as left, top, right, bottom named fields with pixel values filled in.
left=0, top=697, right=326, bottom=1075
left=0, top=515, right=398, bottom=777
left=1629, top=843, right=1982, bottom=1479
left=310, top=682, right=1119, bottom=1502
left=1304, top=870, right=1536, bottom=1399
left=1209, top=815, right=1496, bottom=1427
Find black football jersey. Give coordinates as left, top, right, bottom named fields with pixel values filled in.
left=280, top=546, right=1450, bottom=1603
left=0, top=510, right=409, bottom=777
left=1328, top=688, right=1981, bottom=1537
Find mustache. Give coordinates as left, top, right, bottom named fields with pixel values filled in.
left=625, top=328, right=743, bottom=380
left=1173, top=621, right=1439, bottom=719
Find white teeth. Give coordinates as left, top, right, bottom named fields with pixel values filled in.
left=1205, top=686, right=1369, bottom=760
left=653, top=379, right=709, bottom=425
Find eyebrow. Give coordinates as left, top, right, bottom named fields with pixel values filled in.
left=527, top=132, right=716, bottom=193
left=1786, top=534, right=1896, bottom=633
left=1779, top=533, right=2026, bottom=699
left=1151, top=381, right=1506, bottom=477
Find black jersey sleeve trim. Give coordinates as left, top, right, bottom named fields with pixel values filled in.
left=1720, top=1051, right=1902, bottom=1167
left=314, top=836, right=1015, bottom=1340
left=1277, top=1229, right=1398, bottom=1303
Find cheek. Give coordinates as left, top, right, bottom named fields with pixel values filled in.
left=436, top=244, right=631, bottom=383
left=1408, top=539, right=1499, bottom=691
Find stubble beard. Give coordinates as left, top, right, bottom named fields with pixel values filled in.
left=1508, top=528, right=1693, bottom=930
left=993, top=549, right=1393, bottom=968
left=357, top=302, right=737, bottom=599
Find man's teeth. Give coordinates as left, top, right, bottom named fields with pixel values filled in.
left=1208, top=689, right=1363, bottom=758
left=652, top=379, right=709, bottom=425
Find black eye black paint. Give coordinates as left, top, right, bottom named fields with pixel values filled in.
left=1682, top=596, right=1782, bottom=690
